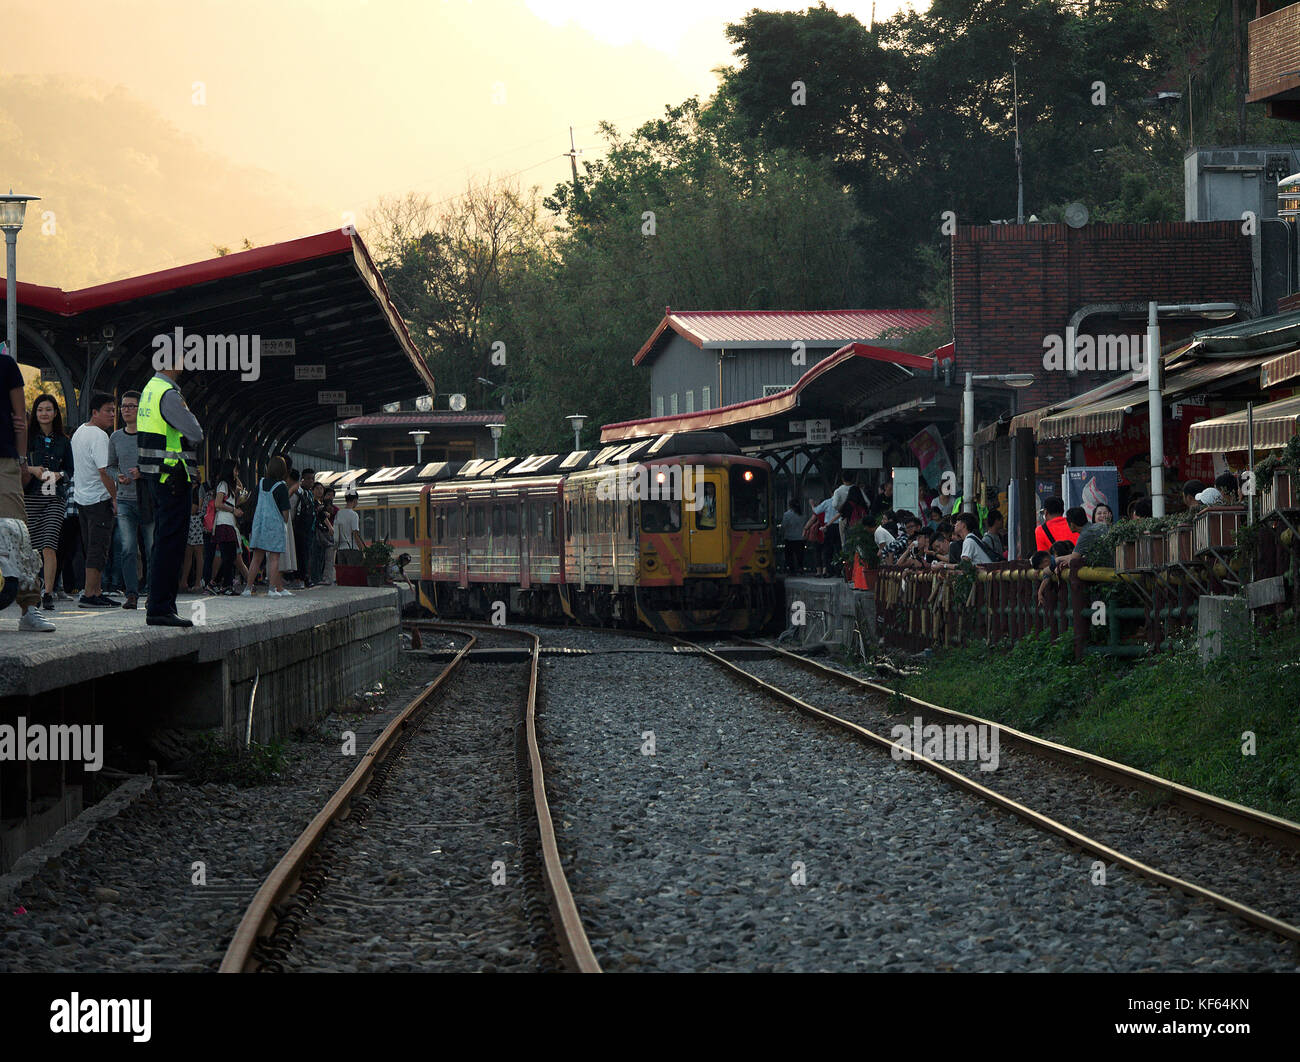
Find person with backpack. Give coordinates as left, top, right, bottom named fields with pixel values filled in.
left=940, top=511, right=996, bottom=568
left=1034, top=496, right=1077, bottom=552
left=980, top=508, right=1007, bottom=561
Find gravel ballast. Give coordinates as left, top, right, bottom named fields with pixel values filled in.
left=537, top=632, right=1300, bottom=972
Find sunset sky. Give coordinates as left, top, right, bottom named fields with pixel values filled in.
left=2, top=0, right=925, bottom=286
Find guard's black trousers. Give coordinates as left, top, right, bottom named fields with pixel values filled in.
left=146, top=475, right=190, bottom=618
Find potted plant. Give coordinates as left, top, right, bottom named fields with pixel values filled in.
left=1106, top=518, right=1148, bottom=573
left=1255, top=435, right=1300, bottom=515
left=1193, top=504, right=1246, bottom=555
left=1165, top=518, right=1195, bottom=564
left=362, top=538, right=394, bottom=586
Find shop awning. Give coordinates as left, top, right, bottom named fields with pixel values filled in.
left=1036, top=356, right=1267, bottom=440
left=1260, top=347, right=1300, bottom=389
left=1187, top=394, right=1300, bottom=453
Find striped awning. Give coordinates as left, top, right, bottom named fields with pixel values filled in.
left=1037, top=356, right=1268, bottom=440
left=1261, top=348, right=1300, bottom=389
left=1187, top=394, right=1300, bottom=453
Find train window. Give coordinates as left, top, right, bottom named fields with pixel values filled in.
left=505, top=505, right=518, bottom=536
left=491, top=505, right=504, bottom=537
left=449, top=505, right=461, bottom=538
left=696, top=484, right=718, bottom=530
left=473, top=505, right=486, bottom=538
left=640, top=499, right=681, bottom=533
left=362, top=509, right=377, bottom=540
left=435, top=509, right=444, bottom=543
left=729, top=466, right=769, bottom=529
left=548, top=503, right=557, bottom=542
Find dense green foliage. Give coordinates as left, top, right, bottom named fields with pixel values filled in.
left=895, top=628, right=1300, bottom=821
left=373, top=0, right=1300, bottom=453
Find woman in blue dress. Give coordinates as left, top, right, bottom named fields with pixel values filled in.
left=242, top=455, right=293, bottom=597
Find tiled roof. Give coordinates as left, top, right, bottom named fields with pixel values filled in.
left=634, top=308, right=937, bottom=364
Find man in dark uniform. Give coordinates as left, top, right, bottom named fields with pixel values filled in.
left=136, top=364, right=204, bottom=627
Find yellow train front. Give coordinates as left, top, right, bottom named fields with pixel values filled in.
left=332, top=431, right=776, bottom=633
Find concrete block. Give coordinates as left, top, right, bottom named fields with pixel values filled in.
left=1198, top=595, right=1250, bottom=665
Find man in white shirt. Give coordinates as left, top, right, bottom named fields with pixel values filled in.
left=944, top=511, right=995, bottom=567
left=334, top=489, right=362, bottom=554
left=70, top=393, right=118, bottom=607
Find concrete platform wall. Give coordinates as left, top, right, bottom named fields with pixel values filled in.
left=781, top=577, right=876, bottom=653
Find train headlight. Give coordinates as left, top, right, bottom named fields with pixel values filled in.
left=742, top=470, right=753, bottom=482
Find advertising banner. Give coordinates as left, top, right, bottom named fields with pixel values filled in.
left=1062, top=466, right=1120, bottom=522
left=907, top=424, right=953, bottom=490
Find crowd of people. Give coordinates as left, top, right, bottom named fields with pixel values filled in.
left=1, top=357, right=368, bottom=633
left=778, top=466, right=1245, bottom=586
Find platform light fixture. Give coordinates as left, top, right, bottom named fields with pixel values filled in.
left=1, top=191, right=39, bottom=366
left=566, top=413, right=587, bottom=452
left=338, top=435, right=358, bottom=471
left=488, top=422, right=505, bottom=459
left=409, top=429, right=428, bottom=464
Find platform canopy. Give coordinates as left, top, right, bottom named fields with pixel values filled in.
left=16, top=230, right=434, bottom=473
left=602, top=342, right=945, bottom=445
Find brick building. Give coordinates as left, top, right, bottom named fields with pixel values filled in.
left=1249, top=1, right=1300, bottom=121
left=952, top=220, right=1254, bottom=476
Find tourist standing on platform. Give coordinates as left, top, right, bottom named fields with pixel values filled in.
left=23, top=393, right=72, bottom=609
left=70, top=394, right=118, bottom=608
left=282, top=470, right=303, bottom=586
left=243, top=456, right=292, bottom=597
left=137, top=366, right=204, bottom=627
left=1, top=351, right=55, bottom=631
left=334, top=488, right=362, bottom=559
left=208, top=461, right=244, bottom=594
left=180, top=482, right=205, bottom=592
left=107, top=390, right=154, bottom=610
left=780, top=498, right=805, bottom=574
left=308, top=481, right=332, bottom=586
left=318, top=486, right=339, bottom=584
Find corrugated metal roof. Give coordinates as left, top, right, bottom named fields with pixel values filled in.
left=633, top=308, right=936, bottom=365
left=1188, top=394, right=1300, bottom=453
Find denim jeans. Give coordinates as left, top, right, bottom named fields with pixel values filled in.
left=117, top=497, right=156, bottom=596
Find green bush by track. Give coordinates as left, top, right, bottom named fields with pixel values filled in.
left=891, top=628, right=1300, bottom=822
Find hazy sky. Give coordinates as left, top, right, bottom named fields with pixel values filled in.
left=3, top=0, right=926, bottom=285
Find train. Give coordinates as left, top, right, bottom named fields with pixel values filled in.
left=315, top=431, right=777, bottom=633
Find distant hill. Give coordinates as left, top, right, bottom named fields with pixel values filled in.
left=0, top=75, right=325, bottom=288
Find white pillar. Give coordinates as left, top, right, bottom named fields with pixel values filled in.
left=1146, top=302, right=1165, bottom=517
left=962, top=372, right=974, bottom=514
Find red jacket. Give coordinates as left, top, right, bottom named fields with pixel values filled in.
left=1035, top=515, right=1078, bottom=552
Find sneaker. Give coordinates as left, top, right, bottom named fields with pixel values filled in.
left=269, top=588, right=294, bottom=597
left=203, top=584, right=219, bottom=597
left=122, top=594, right=138, bottom=610
left=78, top=595, right=116, bottom=608
left=240, top=587, right=252, bottom=597
left=19, top=609, right=55, bottom=632
left=54, top=590, right=73, bottom=601
left=41, top=592, right=54, bottom=610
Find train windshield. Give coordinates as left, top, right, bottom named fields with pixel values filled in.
left=729, top=466, right=769, bottom=529
left=640, top=499, right=682, bottom=533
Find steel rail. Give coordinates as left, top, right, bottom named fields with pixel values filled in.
left=405, top=620, right=601, bottom=972
left=219, top=627, right=478, bottom=973
left=689, top=640, right=1300, bottom=945
left=743, top=639, right=1300, bottom=854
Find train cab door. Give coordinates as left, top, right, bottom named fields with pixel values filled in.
left=687, top=469, right=726, bottom=572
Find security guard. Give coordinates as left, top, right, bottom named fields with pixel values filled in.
left=137, top=364, right=204, bottom=627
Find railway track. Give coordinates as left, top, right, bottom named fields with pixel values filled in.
left=220, top=623, right=598, bottom=973
left=704, top=637, right=1300, bottom=945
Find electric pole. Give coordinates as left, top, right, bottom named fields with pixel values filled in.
left=1014, top=59, right=1025, bottom=225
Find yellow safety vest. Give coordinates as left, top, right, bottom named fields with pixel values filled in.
left=137, top=375, right=196, bottom=484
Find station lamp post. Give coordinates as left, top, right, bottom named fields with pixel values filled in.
left=408, top=429, right=428, bottom=464
left=963, top=373, right=1035, bottom=514
left=488, top=423, right=504, bottom=459
left=565, top=413, right=587, bottom=453
left=338, top=435, right=357, bottom=471
left=1144, top=302, right=1237, bottom=516
left=0, top=192, right=40, bottom=363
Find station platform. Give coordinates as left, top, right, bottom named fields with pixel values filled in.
left=0, top=586, right=409, bottom=872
